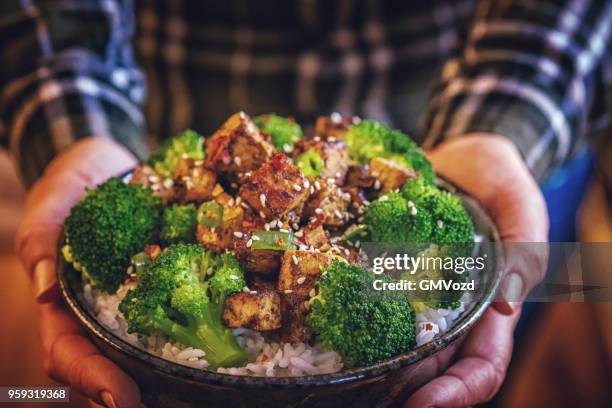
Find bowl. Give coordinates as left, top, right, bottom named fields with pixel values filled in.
left=57, top=175, right=504, bottom=408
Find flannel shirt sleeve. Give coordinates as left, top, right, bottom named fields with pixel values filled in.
left=0, top=0, right=147, bottom=185
left=422, top=0, right=612, bottom=180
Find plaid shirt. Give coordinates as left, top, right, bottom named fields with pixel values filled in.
left=0, top=0, right=610, bottom=186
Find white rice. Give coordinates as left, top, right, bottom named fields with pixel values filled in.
left=83, top=279, right=473, bottom=377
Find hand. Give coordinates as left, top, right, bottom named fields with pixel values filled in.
left=405, top=134, right=549, bottom=407
left=16, top=138, right=143, bottom=408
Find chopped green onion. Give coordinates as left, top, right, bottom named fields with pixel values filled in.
left=197, top=201, right=223, bottom=228
left=251, top=231, right=297, bottom=251
left=341, top=224, right=370, bottom=244
left=296, top=149, right=324, bottom=178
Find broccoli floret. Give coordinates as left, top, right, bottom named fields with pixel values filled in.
left=64, top=178, right=161, bottom=293
left=148, top=129, right=205, bottom=178
left=306, top=260, right=416, bottom=368
left=344, top=120, right=435, bottom=184
left=253, top=114, right=303, bottom=151
left=401, top=177, right=475, bottom=245
left=160, top=204, right=197, bottom=245
left=363, top=191, right=432, bottom=244
left=119, top=244, right=247, bottom=369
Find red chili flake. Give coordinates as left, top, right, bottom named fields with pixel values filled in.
left=260, top=355, right=269, bottom=363
left=270, top=153, right=288, bottom=171
left=425, top=323, right=433, bottom=331
left=145, top=244, right=161, bottom=261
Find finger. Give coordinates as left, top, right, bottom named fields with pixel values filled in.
left=405, top=308, right=519, bottom=408
left=40, top=303, right=141, bottom=408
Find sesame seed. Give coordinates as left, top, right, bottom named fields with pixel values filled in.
left=314, top=181, right=321, bottom=190
left=371, top=171, right=380, bottom=177
left=328, top=136, right=337, bottom=142
left=293, top=184, right=302, bottom=192
left=252, top=235, right=260, bottom=241
left=244, top=172, right=252, bottom=177
left=230, top=182, right=238, bottom=189
left=250, top=290, right=258, bottom=295
left=304, top=179, right=310, bottom=189
left=292, top=255, right=299, bottom=265
left=309, top=288, right=316, bottom=297
left=314, top=208, right=323, bottom=214
left=228, top=198, right=235, bottom=206
left=283, top=144, right=293, bottom=153
left=437, top=220, right=444, bottom=229
left=233, top=231, right=244, bottom=238
left=235, top=196, right=242, bottom=205
left=379, top=195, right=389, bottom=202
left=229, top=275, right=239, bottom=280
left=259, top=194, right=267, bottom=207
left=284, top=289, right=293, bottom=294
left=374, top=180, right=381, bottom=190
left=335, top=171, right=341, bottom=178
left=344, top=248, right=350, bottom=256
left=279, top=228, right=290, bottom=233
left=313, top=136, right=321, bottom=142
left=292, top=223, right=300, bottom=230
left=411, top=206, right=418, bottom=216
left=246, top=239, right=253, bottom=248
left=259, top=211, right=266, bottom=218
left=330, top=112, right=341, bottom=123
left=264, top=223, right=271, bottom=231
left=243, top=286, right=250, bottom=293
left=240, top=202, right=250, bottom=209
left=310, top=186, right=315, bottom=194
left=162, top=179, right=174, bottom=189
left=297, top=276, right=306, bottom=284
left=207, top=267, right=214, bottom=275
left=334, top=209, right=343, bottom=218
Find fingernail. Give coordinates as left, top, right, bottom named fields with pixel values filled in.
left=100, top=391, right=118, bottom=408
left=32, top=259, right=57, bottom=303
left=503, top=273, right=523, bottom=305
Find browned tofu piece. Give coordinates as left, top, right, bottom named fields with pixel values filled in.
left=196, top=187, right=245, bottom=253
left=370, top=157, right=417, bottom=192
left=239, top=153, right=310, bottom=219
left=278, top=250, right=330, bottom=296
left=301, top=215, right=329, bottom=248
left=130, top=165, right=174, bottom=203
left=223, top=291, right=282, bottom=331
left=303, top=179, right=351, bottom=228
left=205, top=112, right=275, bottom=175
left=314, top=114, right=357, bottom=140
left=235, top=244, right=282, bottom=277
left=292, top=139, right=348, bottom=184
left=273, top=294, right=312, bottom=343
left=173, top=158, right=217, bottom=203
left=345, top=164, right=375, bottom=189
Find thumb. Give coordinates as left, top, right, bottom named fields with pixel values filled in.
left=15, top=138, right=138, bottom=302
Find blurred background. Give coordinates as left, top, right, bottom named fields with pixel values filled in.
left=0, top=144, right=610, bottom=407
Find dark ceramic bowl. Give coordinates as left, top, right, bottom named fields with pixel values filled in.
left=57, top=176, right=504, bottom=408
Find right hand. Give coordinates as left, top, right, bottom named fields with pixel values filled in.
left=16, top=138, right=143, bottom=408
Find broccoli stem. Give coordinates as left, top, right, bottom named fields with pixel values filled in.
left=151, top=307, right=246, bottom=369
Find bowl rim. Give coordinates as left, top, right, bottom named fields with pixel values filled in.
left=57, top=174, right=504, bottom=388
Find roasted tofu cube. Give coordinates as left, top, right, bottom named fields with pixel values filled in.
left=239, top=153, right=310, bottom=219
left=196, top=188, right=245, bottom=252
left=234, top=244, right=282, bottom=277
left=303, top=179, right=351, bottom=228
left=314, top=114, right=357, bottom=140
left=130, top=165, right=174, bottom=203
left=173, top=158, right=217, bottom=203
left=370, top=157, right=417, bottom=192
left=292, top=139, right=348, bottom=184
left=223, top=291, right=282, bottom=331
left=278, top=250, right=331, bottom=295
left=273, top=294, right=312, bottom=343
left=345, top=164, right=376, bottom=189
left=205, top=112, right=275, bottom=175
left=300, top=215, right=329, bottom=248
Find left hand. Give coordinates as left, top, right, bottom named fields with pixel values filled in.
left=405, top=134, right=548, bottom=407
